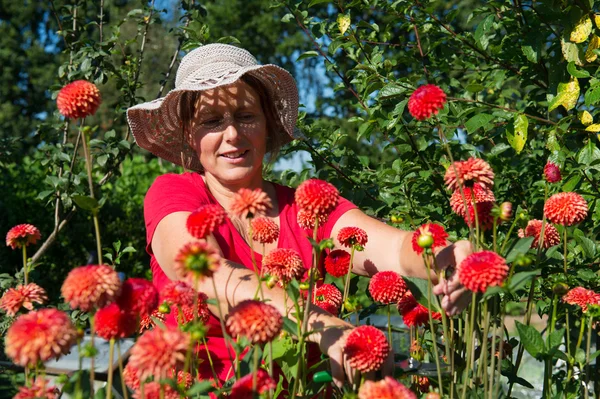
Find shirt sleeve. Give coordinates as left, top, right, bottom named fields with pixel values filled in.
left=318, top=196, right=358, bottom=241
left=144, top=173, right=210, bottom=254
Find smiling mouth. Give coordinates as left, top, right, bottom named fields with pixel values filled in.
left=221, top=150, right=249, bottom=159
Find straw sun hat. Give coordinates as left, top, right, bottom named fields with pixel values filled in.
left=126, top=43, right=300, bottom=172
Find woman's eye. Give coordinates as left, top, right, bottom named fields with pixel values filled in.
left=201, top=118, right=222, bottom=127
left=238, top=114, right=255, bottom=122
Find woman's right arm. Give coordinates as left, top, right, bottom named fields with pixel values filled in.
left=151, top=211, right=388, bottom=387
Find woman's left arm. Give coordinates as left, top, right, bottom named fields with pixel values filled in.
left=330, top=208, right=472, bottom=315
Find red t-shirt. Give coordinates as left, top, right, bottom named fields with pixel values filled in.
left=144, top=172, right=356, bottom=382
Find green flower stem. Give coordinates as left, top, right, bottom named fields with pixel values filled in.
left=210, top=277, right=236, bottom=377
left=471, top=190, right=481, bottom=251
left=387, top=304, right=393, bottom=347
left=80, top=123, right=103, bottom=264
left=116, top=341, right=129, bottom=399
left=492, top=217, right=498, bottom=253
left=488, top=325, right=498, bottom=398
left=494, top=302, right=507, bottom=398
left=479, top=300, right=490, bottom=388
left=423, top=252, right=443, bottom=396
left=499, top=216, right=519, bottom=255
left=576, top=317, right=586, bottom=354
left=342, top=246, right=356, bottom=308
left=106, top=338, right=115, bottom=399
left=550, top=295, right=558, bottom=334
left=460, top=292, right=477, bottom=399
left=431, top=255, right=453, bottom=387
left=202, top=337, right=221, bottom=387
left=563, top=227, right=573, bottom=378
left=585, top=316, right=594, bottom=399
left=248, top=221, right=265, bottom=300
left=89, top=313, right=96, bottom=398
left=22, top=246, right=28, bottom=285
left=252, top=345, right=260, bottom=392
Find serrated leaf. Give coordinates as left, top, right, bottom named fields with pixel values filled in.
left=516, top=321, right=545, bottom=358
left=337, top=13, right=351, bottom=35
left=578, top=140, right=600, bottom=165
left=585, top=124, right=600, bottom=132
left=586, top=36, right=600, bottom=62
left=570, top=16, right=592, bottom=44
left=546, top=130, right=561, bottom=152
left=379, top=84, right=406, bottom=99
left=465, top=113, right=494, bottom=134
left=579, top=110, right=594, bottom=126
left=97, top=154, right=108, bottom=167
left=507, top=114, right=528, bottom=154
left=549, top=78, right=580, bottom=112
left=547, top=328, right=565, bottom=351
left=567, top=61, right=590, bottom=78
left=561, top=36, right=585, bottom=66
left=296, top=51, right=318, bottom=62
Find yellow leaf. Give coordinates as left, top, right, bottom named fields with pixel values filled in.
left=585, top=124, right=600, bottom=132
left=571, top=15, right=592, bottom=43
left=337, top=14, right=351, bottom=35
left=595, top=14, right=600, bottom=29
left=549, top=78, right=580, bottom=112
left=579, top=110, right=594, bottom=126
left=586, top=35, right=600, bottom=62
left=507, top=114, right=528, bottom=154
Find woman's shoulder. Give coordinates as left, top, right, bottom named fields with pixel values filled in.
left=145, top=172, right=210, bottom=204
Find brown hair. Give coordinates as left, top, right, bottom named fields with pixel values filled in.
left=179, top=74, right=285, bottom=163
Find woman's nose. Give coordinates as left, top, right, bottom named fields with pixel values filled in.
left=223, top=122, right=240, bottom=142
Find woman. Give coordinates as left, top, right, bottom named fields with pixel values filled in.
left=127, top=43, right=472, bottom=388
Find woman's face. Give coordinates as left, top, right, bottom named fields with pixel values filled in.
left=190, top=80, right=268, bottom=186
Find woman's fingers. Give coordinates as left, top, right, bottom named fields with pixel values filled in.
left=329, top=349, right=346, bottom=388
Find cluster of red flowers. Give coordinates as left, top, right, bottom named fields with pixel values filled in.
left=518, top=219, right=560, bottom=249
left=0, top=283, right=47, bottom=317
left=295, top=179, right=339, bottom=229
left=262, top=248, right=304, bottom=286
left=186, top=204, right=227, bottom=239
left=369, top=271, right=408, bottom=304
left=5, top=223, right=41, bottom=249
left=230, top=188, right=272, bottom=219
left=458, top=251, right=508, bottom=293
left=174, top=241, right=221, bottom=285
left=411, top=223, right=448, bottom=255
left=226, top=299, right=283, bottom=344
left=343, top=325, right=390, bottom=372
left=563, top=287, right=600, bottom=313
left=397, top=292, right=441, bottom=327
left=408, top=84, right=447, bottom=121
left=158, top=280, right=211, bottom=326
left=313, top=283, right=343, bottom=314
left=56, top=80, right=102, bottom=119
left=358, top=376, right=417, bottom=399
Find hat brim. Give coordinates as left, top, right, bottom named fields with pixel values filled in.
left=126, top=64, right=300, bottom=172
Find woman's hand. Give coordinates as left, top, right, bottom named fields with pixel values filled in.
left=432, top=239, right=473, bottom=316
left=317, top=319, right=395, bottom=388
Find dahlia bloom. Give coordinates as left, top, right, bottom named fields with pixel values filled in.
left=544, top=192, right=588, bottom=226
left=5, top=308, right=77, bottom=367
left=337, top=226, right=368, bottom=248
left=128, top=326, right=190, bottom=380
left=449, top=183, right=495, bottom=217
left=116, top=278, right=158, bottom=319
left=14, top=378, right=59, bottom=399
left=123, top=361, right=141, bottom=390
left=131, top=382, right=179, bottom=399
left=544, top=162, right=562, bottom=183
left=175, top=292, right=211, bottom=325
left=226, top=300, right=283, bottom=344
left=95, top=303, right=138, bottom=340
left=414, top=376, right=430, bottom=393
left=517, top=219, right=560, bottom=249
left=139, top=309, right=166, bottom=333
left=313, top=284, right=343, bottom=314
left=262, top=248, right=304, bottom=286
left=159, top=281, right=196, bottom=307
left=61, top=264, right=121, bottom=312
left=174, top=241, right=221, bottom=285
left=5, top=224, right=41, bottom=249
left=230, top=188, right=272, bottom=219
left=56, top=80, right=101, bottom=119
left=408, top=84, right=447, bottom=121
left=398, top=293, right=441, bottom=327
left=0, top=283, right=47, bottom=316
left=444, top=157, right=495, bottom=191
left=458, top=251, right=508, bottom=293
left=368, top=271, right=408, bottom=304
left=230, top=369, right=277, bottom=399
left=186, top=204, right=227, bottom=239
left=343, top=325, right=390, bottom=373
left=563, top=287, right=600, bottom=313
left=358, top=376, right=417, bottom=399
left=295, top=178, right=340, bottom=218
left=251, top=217, right=279, bottom=244
left=324, top=249, right=351, bottom=277
left=411, top=223, right=448, bottom=255
left=296, top=208, right=328, bottom=230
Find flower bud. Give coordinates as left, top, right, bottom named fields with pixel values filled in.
left=391, top=215, right=403, bottom=224
left=499, top=202, right=513, bottom=222
left=158, top=302, right=171, bottom=314
left=343, top=299, right=357, bottom=313
left=266, top=275, right=278, bottom=289
left=298, top=281, right=310, bottom=291
left=544, top=162, right=562, bottom=183
left=552, top=282, right=569, bottom=296
left=417, top=233, right=434, bottom=249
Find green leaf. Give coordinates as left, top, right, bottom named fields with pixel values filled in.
left=567, top=61, right=590, bottom=78
left=507, top=114, right=528, bottom=154
left=505, top=237, right=534, bottom=262
left=465, top=113, right=494, bottom=134
left=337, top=13, right=351, bottom=35
left=521, top=45, right=539, bottom=63
left=379, top=84, right=406, bottom=99
left=465, top=83, right=485, bottom=93
left=282, top=317, right=298, bottom=337
left=402, top=276, right=441, bottom=312
left=516, top=321, right=545, bottom=358
left=574, top=234, right=596, bottom=258
left=72, top=195, right=99, bottom=212
left=296, top=51, right=318, bottom=61
left=186, top=381, right=214, bottom=396
left=97, top=154, right=108, bottom=167
left=308, top=0, right=330, bottom=6
left=561, top=36, right=585, bottom=66
left=577, top=140, right=600, bottom=165
left=562, top=174, right=582, bottom=191
left=584, top=82, right=600, bottom=106
left=547, top=328, right=565, bottom=352
left=508, top=270, right=540, bottom=292
left=549, top=78, right=580, bottom=112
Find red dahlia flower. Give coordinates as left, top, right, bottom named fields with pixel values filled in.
left=5, top=308, right=77, bottom=367
left=251, top=217, right=279, bottom=244
left=176, top=292, right=211, bottom=325
left=297, top=208, right=329, bottom=230
left=295, top=179, right=340, bottom=217
left=449, top=183, right=495, bottom=217
left=139, top=309, right=166, bottom=333
left=444, top=157, right=495, bottom=191
left=186, top=204, right=227, bottom=239
left=563, top=287, right=600, bottom=313
left=313, top=283, right=343, bottom=314
left=358, top=376, right=417, bottom=399
left=544, top=192, right=588, bottom=226
left=5, top=224, right=41, bottom=249
left=56, top=80, right=101, bottom=119
left=129, top=326, right=190, bottom=380
left=230, top=188, right=272, bottom=219
left=174, top=241, right=221, bottom=285
left=344, top=325, right=390, bottom=373
left=408, top=84, right=447, bottom=120
left=544, top=162, right=562, bottom=183
left=159, top=281, right=196, bottom=307
left=116, top=278, right=158, bottom=319
left=398, top=293, right=441, bottom=327
left=123, top=361, right=141, bottom=390
left=95, top=303, right=137, bottom=340
left=369, top=271, right=408, bottom=304
left=262, top=248, right=304, bottom=285
left=411, top=223, right=449, bottom=255
left=458, top=251, right=508, bottom=293
left=61, top=264, right=121, bottom=312
left=230, top=369, right=277, bottom=399
left=226, top=300, right=283, bottom=344
left=14, top=378, right=59, bottom=399
left=517, top=219, right=560, bottom=249
left=337, top=226, right=368, bottom=248
left=0, top=283, right=47, bottom=316
left=324, top=249, right=351, bottom=277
